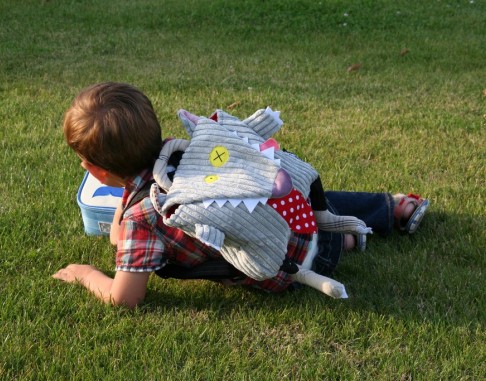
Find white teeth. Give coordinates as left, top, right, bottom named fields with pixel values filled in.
left=228, top=199, right=241, bottom=207
left=215, top=199, right=227, bottom=207
left=202, top=197, right=269, bottom=213
left=202, top=199, right=214, bottom=209
left=250, top=142, right=276, bottom=161
left=247, top=197, right=268, bottom=212
left=242, top=199, right=259, bottom=213
left=232, top=130, right=279, bottom=164
left=260, top=147, right=275, bottom=160
left=265, top=106, right=283, bottom=126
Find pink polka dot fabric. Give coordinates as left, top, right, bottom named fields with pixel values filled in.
left=269, top=188, right=317, bottom=234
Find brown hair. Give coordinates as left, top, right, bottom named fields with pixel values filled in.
left=63, top=82, right=162, bottom=178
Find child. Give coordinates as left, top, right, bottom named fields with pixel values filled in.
left=53, top=82, right=429, bottom=308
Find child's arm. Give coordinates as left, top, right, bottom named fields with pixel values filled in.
left=52, top=265, right=150, bottom=308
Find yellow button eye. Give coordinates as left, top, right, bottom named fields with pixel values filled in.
left=205, top=175, right=219, bottom=184
left=209, top=146, right=229, bottom=167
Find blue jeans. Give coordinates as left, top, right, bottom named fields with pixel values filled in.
left=312, top=192, right=395, bottom=276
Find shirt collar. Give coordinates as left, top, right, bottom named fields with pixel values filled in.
left=122, top=168, right=154, bottom=207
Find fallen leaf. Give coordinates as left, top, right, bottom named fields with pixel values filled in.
left=227, top=101, right=241, bottom=110
left=400, top=48, right=410, bottom=56
left=347, top=63, right=362, bottom=72
left=482, top=89, right=486, bottom=97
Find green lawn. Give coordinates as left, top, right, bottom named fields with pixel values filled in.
left=1, top=0, right=484, bottom=379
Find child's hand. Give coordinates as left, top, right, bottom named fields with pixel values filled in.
left=52, top=264, right=97, bottom=284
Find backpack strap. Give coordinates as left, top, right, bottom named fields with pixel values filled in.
left=119, top=150, right=184, bottom=223
left=119, top=179, right=156, bottom=224
left=155, top=260, right=244, bottom=281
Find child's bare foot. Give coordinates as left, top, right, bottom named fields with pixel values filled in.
left=344, top=234, right=355, bottom=250
left=393, top=193, right=430, bottom=234
left=343, top=234, right=366, bottom=251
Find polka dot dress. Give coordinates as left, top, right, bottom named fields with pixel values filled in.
left=269, top=188, right=317, bottom=234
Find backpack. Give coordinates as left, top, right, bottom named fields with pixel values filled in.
left=121, top=178, right=298, bottom=281
left=120, top=152, right=246, bottom=282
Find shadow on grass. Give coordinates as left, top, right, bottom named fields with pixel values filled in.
left=335, top=210, right=485, bottom=325
left=140, top=210, right=484, bottom=329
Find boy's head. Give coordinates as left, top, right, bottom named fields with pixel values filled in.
left=63, top=82, right=162, bottom=179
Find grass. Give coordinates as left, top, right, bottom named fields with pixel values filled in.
left=0, top=0, right=485, bottom=379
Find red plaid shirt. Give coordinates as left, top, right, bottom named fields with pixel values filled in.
left=116, top=169, right=312, bottom=292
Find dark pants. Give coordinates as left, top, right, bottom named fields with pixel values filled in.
left=312, top=192, right=395, bottom=276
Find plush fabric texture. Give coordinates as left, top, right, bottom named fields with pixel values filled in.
left=162, top=118, right=279, bottom=204
left=151, top=107, right=319, bottom=280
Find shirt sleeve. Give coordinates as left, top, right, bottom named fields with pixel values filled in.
left=115, top=218, right=166, bottom=272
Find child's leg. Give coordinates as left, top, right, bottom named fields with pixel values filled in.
left=312, top=230, right=343, bottom=276
left=325, top=191, right=429, bottom=236
left=325, top=191, right=395, bottom=236
left=311, top=191, right=429, bottom=276
left=309, top=177, right=372, bottom=236
left=310, top=193, right=385, bottom=276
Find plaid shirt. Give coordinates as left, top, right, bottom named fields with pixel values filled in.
left=116, top=168, right=312, bottom=292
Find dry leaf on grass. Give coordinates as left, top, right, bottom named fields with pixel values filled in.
left=227, top=101, right=240, bottom=110
left=400, top=48, right=410, bottom=56
left=347, top=63, right=362, bottom=72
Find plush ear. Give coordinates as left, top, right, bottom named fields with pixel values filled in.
left=243, top=107, right=284, bottom=140
left=177, top=109, right=199, bottom=137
